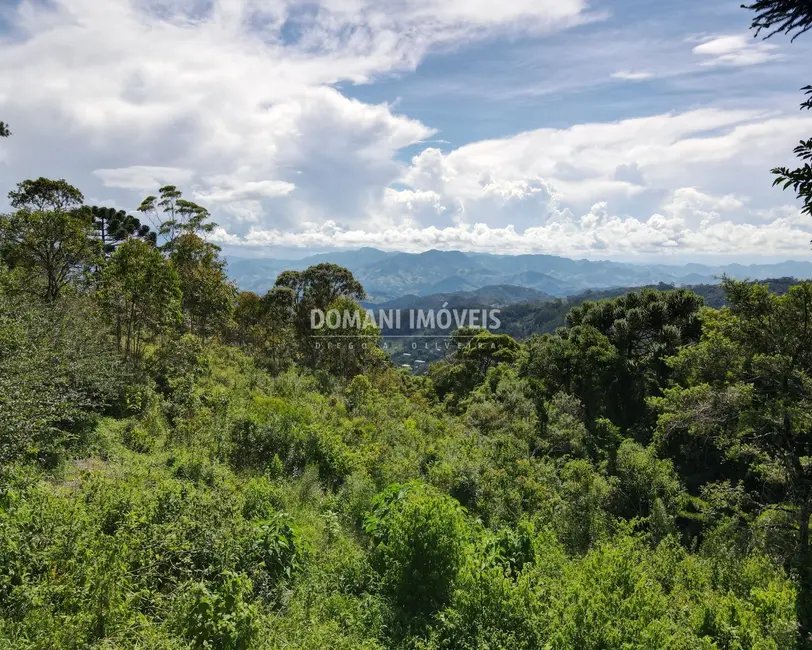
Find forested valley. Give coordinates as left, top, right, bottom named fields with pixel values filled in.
left=0, top=175, right=811, bottom=650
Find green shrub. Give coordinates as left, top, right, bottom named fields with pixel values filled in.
left=122, top=422, right=152, bottom=453
left=364, top=481, right=469, bottom=627
left=242, top=512, right=305, bottom=602
left=0, top=291, right=123, bottom=466
left=173, top=571, right=259, bottom=650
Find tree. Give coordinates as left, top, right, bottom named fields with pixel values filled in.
left=231, top=289, right=298, bottom=374
left=170, top=233, right=235, bottom=341
left=232, top=291, right=264, bottom=348
left=91, top=206, right=156, bottom=257
left=744, top=0, right=812, bottom=229
left=275, top=263, right=365, bottom=312
left=0, top=178, right=98, bottom=300
left=745, top=0, right=812, bottom=40
left=137, top=185, right=216, bottom=251
left=429, top=327, right=520, bottom=407
left=311, top=296, right=387, bottom=379
left=274, top=263, right=366, bottom=367
left=652, top=279, right=812, bottom=648
left=0, top=279, right=123, bottom=466
left=364, top=482, right=468, bottom=629
left=522, top=289, right=702, bottom=435
left=522, top=324, right=620, bottom=426
left=99, top=238, right=182, bottom=360
left=0, top=121, right=9, bottom=137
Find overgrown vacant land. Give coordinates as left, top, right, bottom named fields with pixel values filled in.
left=2, top=179, right=812, bottom=649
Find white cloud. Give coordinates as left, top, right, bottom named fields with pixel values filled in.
left=212, top=200, right=812, bottom=257
left=610, top=70, right=654, bottom=81
left=661, top=187, right=745, bottom=228
left=386, top=108, right=812, bottom=219
left=693, top=34, right=780, bottom=67
left=194, top=179, right=296, bottom=203
left=209, top=105, right=812, bottom=256
left=93, top=166, right=195, bottom=190
left=0, top=0, right=584, bottom=229
left=1, top=1, right=811, bottom=262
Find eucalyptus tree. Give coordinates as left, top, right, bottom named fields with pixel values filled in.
left=274, top=263, right=366, bottom=366
left=137, top=185, right=216, bottom=251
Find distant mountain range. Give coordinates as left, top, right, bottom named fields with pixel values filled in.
left=226, top=248, right=812, bottom=302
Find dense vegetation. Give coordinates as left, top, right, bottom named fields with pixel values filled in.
left=1, top=176, right=812, bottom=649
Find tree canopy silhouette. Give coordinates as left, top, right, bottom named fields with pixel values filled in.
left=744, top=0, right=812, bottom=237
left=743, top=0, right=812, bottom=40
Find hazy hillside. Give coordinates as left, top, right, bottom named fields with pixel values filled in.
left=227, top=248, right=812, bottom=302
left=366, top=284, right=554, bottom=311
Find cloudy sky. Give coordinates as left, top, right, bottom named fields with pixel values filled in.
left=2, top=0, right=812, bottom=262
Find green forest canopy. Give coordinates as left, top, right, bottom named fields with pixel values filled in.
left=2, top=174, right=812, bottom=649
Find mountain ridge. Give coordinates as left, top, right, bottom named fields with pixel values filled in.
left=225, top=248, right=812, bottom=301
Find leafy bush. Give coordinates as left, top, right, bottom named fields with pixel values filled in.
left=172, top=571, right=259, bottom=650
left=0, top=290, right=123, bottom=466
left=364, top=482, right=469, bottom=627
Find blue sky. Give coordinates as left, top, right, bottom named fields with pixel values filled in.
left=1, top=0, right=812, bottom=262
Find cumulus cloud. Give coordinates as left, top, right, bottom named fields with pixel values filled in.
left=212, top=198, right=812, bottom=257
left=210, top=106, right=812, bottom=257
left=384, top=108, right=812, bottom=224
left=693, top=34, right=780, bottom=67
left=2, top=0, right=582, bottom=229
left=661, top=187, right=745, bottom=229
left=1, top=0, right=811, bottom=260
left=204, top=100, right=812, bottom=256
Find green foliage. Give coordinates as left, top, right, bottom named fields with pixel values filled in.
left=429, top=328, right=520, bottom=409
left=173, top=572, right=259, bottom=650
left=1, top=178, right=98, bottom=300
left=245, top=512, right=304, bottom=598
left=230, top=289, right=299, bottom=374
left=229, top=395, right=352, bottom=487
left=562, top=288, right=703, bottom=433
left=170, top=233, right=236, bottom=340
left=90, top=205, right=157, bottom=256
left=612, top=439, right=684, bottom=538
left=152, top=334, right=208, bottom=407
left=312, top=296, right=388, bottom=380
left=100, top=238, right=182, bottom=360
left=0, top=212, right=807, bottom=650
left=365, top=482, right=468, bottom=627
left=0, top=288, right=122, bottom=466
left=275, top=263, right=366, bottom=367
left=653, top=279, right=812, bottom=645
